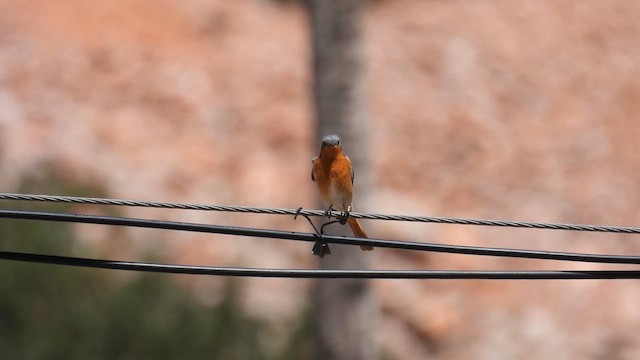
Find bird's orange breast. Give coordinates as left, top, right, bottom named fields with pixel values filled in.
left=312, top=148, right=353, bottom=211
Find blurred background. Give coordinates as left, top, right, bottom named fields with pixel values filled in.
left=1, top=0, right=640, bottom=359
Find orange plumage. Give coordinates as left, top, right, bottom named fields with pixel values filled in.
left=311, top=135, right=373, bottom=251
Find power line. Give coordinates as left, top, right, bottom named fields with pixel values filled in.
left=1, top=192, right=640, bottom=234
left=1, top=209, right=640, bottom=265
left=1, top=251, right=639, bottom=279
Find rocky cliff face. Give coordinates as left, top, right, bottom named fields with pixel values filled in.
left=1, top=1, right=639, bottom=358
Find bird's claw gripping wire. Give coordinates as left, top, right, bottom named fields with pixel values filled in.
left=295, top=207, right=331, bottom=257
left=323, top=204, right=350, bottom=225
left=323, top=205, right=335, bottom=218
left=321, top=204, right=350, bottom=225
left=337, top=209, right=350, bottom=225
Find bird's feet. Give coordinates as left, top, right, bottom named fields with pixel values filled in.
left=336, top=205, right=352, bottom=225
left=337, top=210, right=350, bottom=225
left=323, top=204, right=350, bottom=224
left=324, top=204, right=336, bottom=218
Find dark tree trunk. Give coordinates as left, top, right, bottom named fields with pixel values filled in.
left=308, top=1, right=377, bottom=359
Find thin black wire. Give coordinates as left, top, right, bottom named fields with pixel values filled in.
left=2, top=192, right=640, bottom=234
left=1, top=209, right=640, bottom=265
left=1, top=251, right=639, bottom=279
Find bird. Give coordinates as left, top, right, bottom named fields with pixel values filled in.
left=311, top=134, right=373, bottom=251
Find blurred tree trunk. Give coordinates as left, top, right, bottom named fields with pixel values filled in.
left=307, top=1, right=377, bottom=360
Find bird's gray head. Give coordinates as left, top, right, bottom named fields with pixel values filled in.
left=321, top=134, right=341, bottom=147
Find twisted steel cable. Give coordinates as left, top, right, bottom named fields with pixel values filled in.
left=1, top=192, right=640, bottom=234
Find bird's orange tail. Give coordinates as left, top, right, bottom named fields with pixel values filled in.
left=347, top=217, right=373, bottom=251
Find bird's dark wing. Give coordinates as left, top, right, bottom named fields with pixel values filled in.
left=346, top=155, right=354, bottom=184
left=311, top=156, right=318, bottom=182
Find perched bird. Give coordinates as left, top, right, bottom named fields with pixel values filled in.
left=312, top=134, right=373, bottom=251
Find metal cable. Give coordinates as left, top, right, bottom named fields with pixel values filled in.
left=1, top=192, right=639, bottom=234
left=1, top=251, right=638, bottom=279
left=1, top=209, right=640, bottom=265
